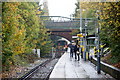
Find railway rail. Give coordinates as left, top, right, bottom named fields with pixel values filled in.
left=19, top=58, right=58, bottom=80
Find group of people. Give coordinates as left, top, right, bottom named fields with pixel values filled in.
left=68, top=42, right=81, bottom=61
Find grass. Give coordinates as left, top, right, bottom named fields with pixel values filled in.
left=101, top=53, right=120, bottom=69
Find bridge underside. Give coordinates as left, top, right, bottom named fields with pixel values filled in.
left=47, top=29, right=73, bottom=41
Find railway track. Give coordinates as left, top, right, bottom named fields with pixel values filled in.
left=19, top=58, right=58, bottom=80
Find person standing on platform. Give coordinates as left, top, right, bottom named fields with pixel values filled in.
left=74, top=43, right=77, bottom=60
left=77, top=45, right=80, bottom=61
left=64, top=45, right=68, bottom=52
left=68, top=43, right=74, bottom=58
left=74, top=44, right=80, bottom=61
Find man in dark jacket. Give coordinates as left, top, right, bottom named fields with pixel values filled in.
left=74, top=44, right=80, bottom=61
left=68, top=43, right=74, bottom=58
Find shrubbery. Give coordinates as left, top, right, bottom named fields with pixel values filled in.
left=2, top=2, right=52, bottom=71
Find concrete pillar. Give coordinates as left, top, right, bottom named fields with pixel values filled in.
left=52, top=47, right=55, bottom=58
left=37, top=49, right=40, bottom=58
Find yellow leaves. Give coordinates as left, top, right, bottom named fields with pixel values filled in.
left=19, top=29, right=24, bottom=35
left=0, top=38, right=1, bottom=42
left=11, top=42, right=25, bottom=55
left=36, top=11, right=42, bottom=15
left=7, top=3, right=17, bottom=13
left=33, top=40, right=37, bottom=44
left=41, top=41, right=46, bottom=46
left=14, top=27, right=25, bottom=38
left=9, top=61, right=12, bottom=65
left=117, top=13, right=120, bottom=16
left=16, top=14, right=21, bottom=19
left=108, top=21, right=113, bottom=24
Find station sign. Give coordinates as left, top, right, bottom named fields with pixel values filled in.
left=77, top=34, right=83, bottom=37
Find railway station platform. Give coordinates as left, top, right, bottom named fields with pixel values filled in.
left=49, top=48, right=113, bottom=79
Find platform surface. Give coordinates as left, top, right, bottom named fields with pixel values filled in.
left=49, top=48, right=114, bottom=79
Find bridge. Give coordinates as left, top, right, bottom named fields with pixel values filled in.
left=40, top=16, right=96, bottom=41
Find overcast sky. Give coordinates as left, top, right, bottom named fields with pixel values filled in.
left=47, top=0, right=77, bottom=18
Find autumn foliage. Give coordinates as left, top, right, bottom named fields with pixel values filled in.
left=99, top=2, right=120, bottom=63
left=2, top=2, right=52, bottom=71
left=74, top=2, right=120, bottom=64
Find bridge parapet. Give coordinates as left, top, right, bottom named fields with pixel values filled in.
left=40, top=16, right=96, bottom=29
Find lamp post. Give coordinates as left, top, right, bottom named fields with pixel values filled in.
left=96, top=27, right=101, bottom=74
left=96, top=10, right=101, bottom=74
left=78, top=2, right=84, bottom=59
left=83, top=21, right=87, bottom=61
left=78, top=1, right=87, bottom=60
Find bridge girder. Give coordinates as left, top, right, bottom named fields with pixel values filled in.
left=40, top=16, right=96, bottom=29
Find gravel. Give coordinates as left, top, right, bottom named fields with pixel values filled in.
left=31, top=58, right=59, bottom=78
left=11, top=58, right=57, bottom=78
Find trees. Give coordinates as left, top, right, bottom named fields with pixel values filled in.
left=74, top=1, right=120, bottom=63
left=99, top=2, right=120, bottom=63
left=74, top=2, right=99, bottom=35
left=2, top=2, right=52, bottom=71
left=0, top=2, right=2, bottom=72
left=18, top=3, right=40, bottom=53
left=2, top=3, right=23, bottom=69
left=74, top=2, right=99, bottom=18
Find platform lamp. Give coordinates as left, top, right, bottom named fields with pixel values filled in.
left=83, top=21, right=88, bottom=61
left=96, top=10, right=101, bottom=74
left=78, top=4, right=83, bottom=58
